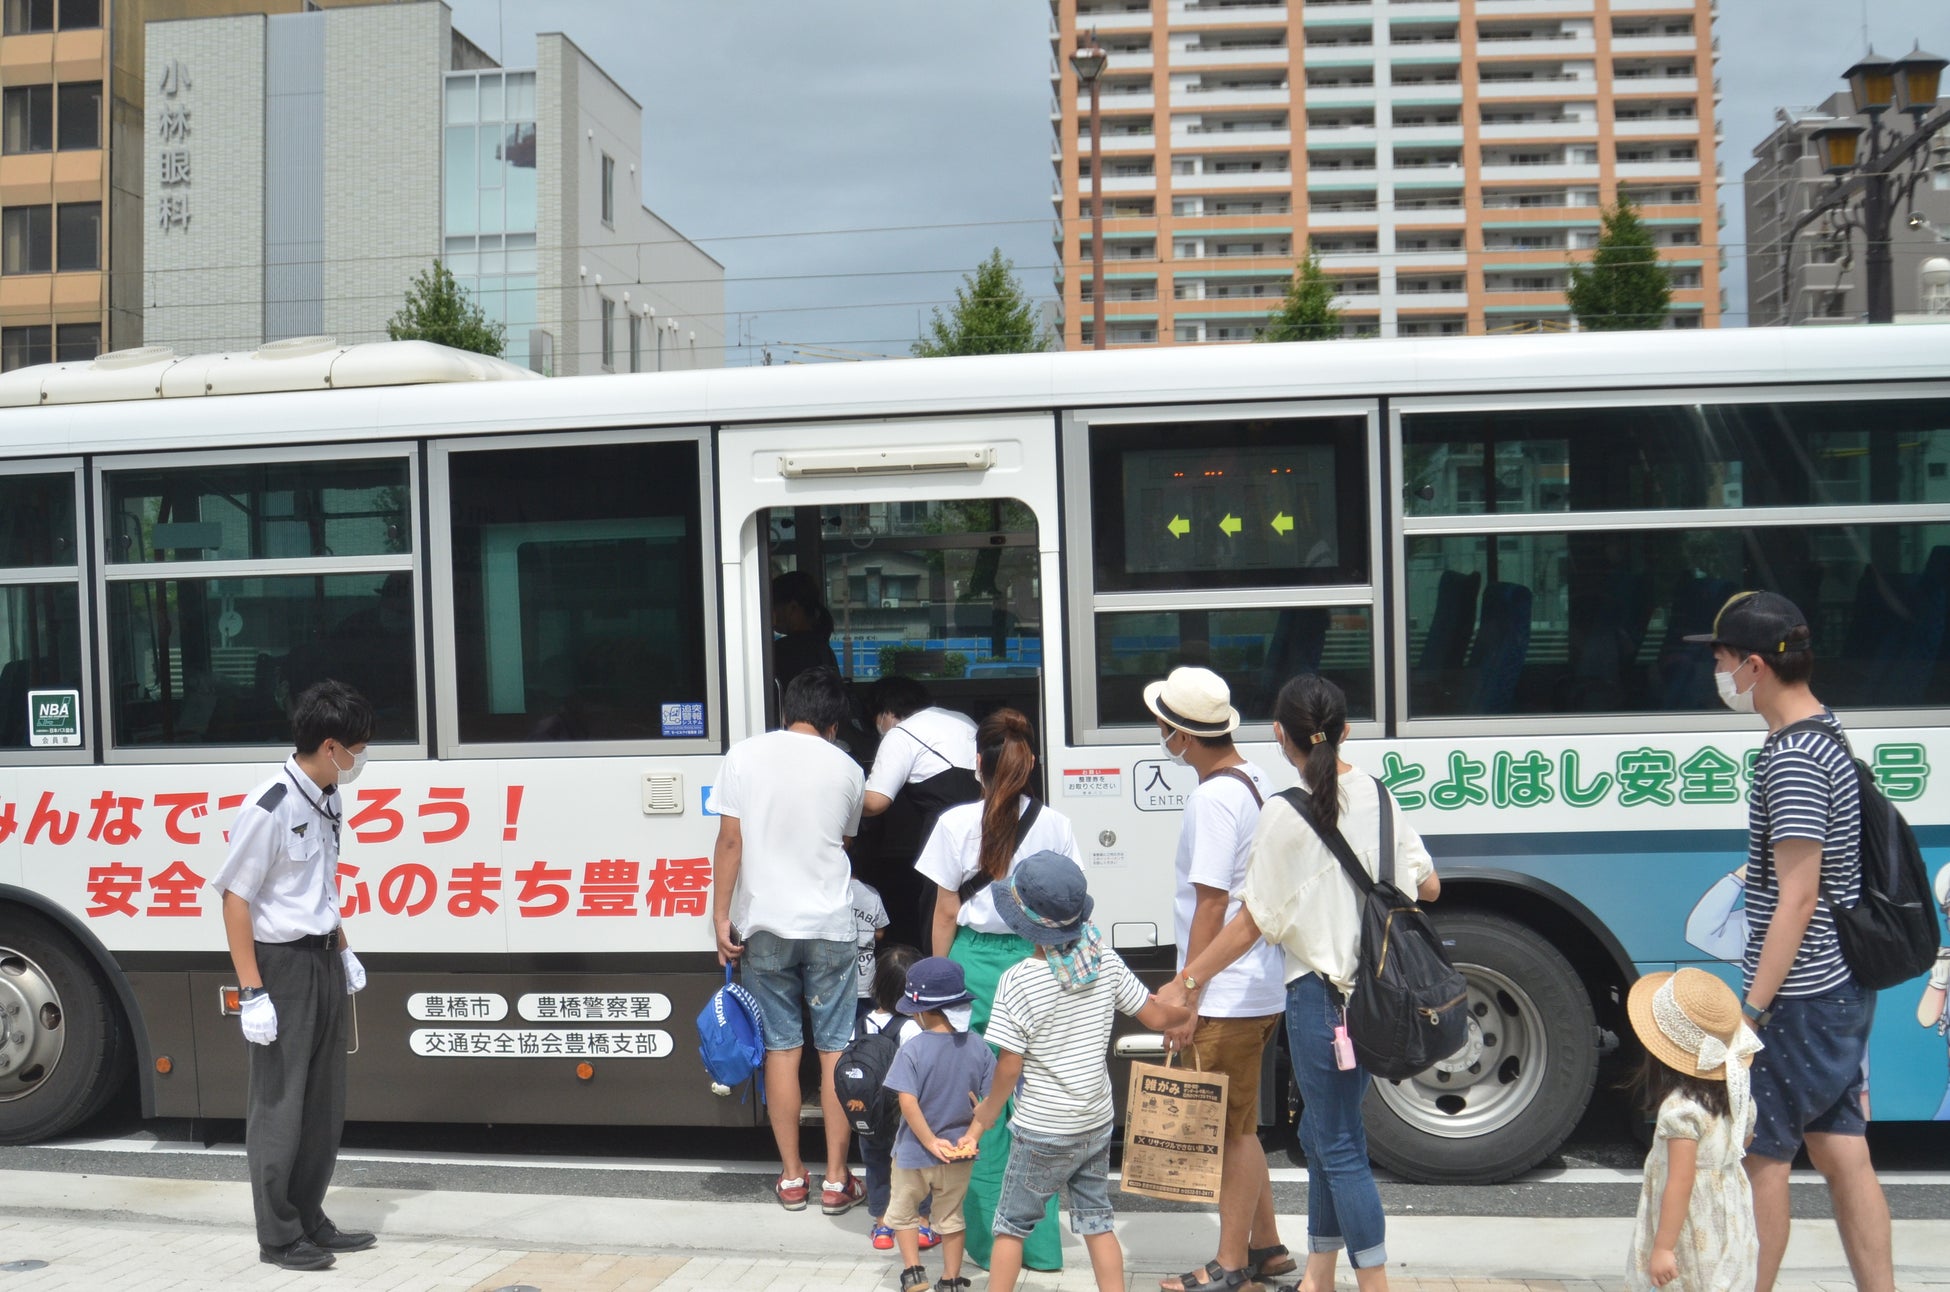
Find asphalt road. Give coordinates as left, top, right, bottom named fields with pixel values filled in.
left=3, top=1092, right=1944, bottom=1223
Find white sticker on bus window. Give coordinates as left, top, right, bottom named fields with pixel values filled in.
left=407, top=992, right=509, bottom=1022
left=1062, top=768, right=1121, bottom=798
left=27, top=689, right=81, bottom=748
left=660, top=703, right=706, bottom=737
left=1132, top=759, right=1198, bottom=812
left=518, top=992, right=671, bottom=1023
left=409, top=1028, right=673, bottom=1058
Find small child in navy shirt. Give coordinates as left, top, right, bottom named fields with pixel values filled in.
left=883, top=957, right=995, bottom=1292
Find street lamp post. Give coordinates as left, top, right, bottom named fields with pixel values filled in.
left=1783, top=45, right=1950, bottom=324
left=1071, top=33, right=1107, bottom=349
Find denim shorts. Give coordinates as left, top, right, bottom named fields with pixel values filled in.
left=741, top=930, right=857, bottom=1054
left=993, top=1121, right=1116, bottom=1240
left=1748, top=981, right=1874, bottom=1162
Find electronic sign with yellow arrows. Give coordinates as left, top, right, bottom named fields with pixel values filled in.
left=1122, top=443, right=1337, bottom=577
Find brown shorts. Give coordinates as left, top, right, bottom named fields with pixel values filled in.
left=886, top=1161, right=974, bottom=1234
left=1185, top=1012, right=1282, bottom=1139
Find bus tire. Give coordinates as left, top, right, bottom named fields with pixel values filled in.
left=0, top=911, right=128, bottom=1145
left=1360, top=910, right=1597, bottom=1185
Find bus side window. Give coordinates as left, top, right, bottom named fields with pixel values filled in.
left=0, top=469, right=83, bottom=752
left=444, top=438, right=711, bottom=747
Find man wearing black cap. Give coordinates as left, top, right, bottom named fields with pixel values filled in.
left=1690, top=591, right=1892, bottom=1292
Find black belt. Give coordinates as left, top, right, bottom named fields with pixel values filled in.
left=260, top=929, right=341, bottom=951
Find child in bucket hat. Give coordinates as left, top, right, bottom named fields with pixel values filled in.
left=970, top=853, right=1193, bottom=1292
left=1623, top=968, right=1763, bottom=1292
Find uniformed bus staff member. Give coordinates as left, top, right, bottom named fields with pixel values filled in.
left=861, top=675, right=980, bottom=952
left=213, top=679, right=377, bottom=1273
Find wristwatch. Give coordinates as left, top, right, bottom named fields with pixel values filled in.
left=1180, top=974, right=1201, bottom=993
left=1741, top=1000, right=1771, bottom=1027
left=239, top=986, right=265, bottom=1002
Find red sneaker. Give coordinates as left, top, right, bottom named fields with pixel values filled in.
left=871, top=1225, right=896, bottom=1250
left=918, top=1225, right=943, bottom=1250
left=774, top=1174, right=808, bottom=1211
left=822, top=1173, right=868, bottom=1216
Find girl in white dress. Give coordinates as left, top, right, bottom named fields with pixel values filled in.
left=1624, top=967, right=1764, bottom=1292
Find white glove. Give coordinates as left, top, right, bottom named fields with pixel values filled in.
left=1930, top=949, right=1950, bottom=992
left=240, top=992, right=277, bottom=1046
left=342, top=948, right=366, bottom=994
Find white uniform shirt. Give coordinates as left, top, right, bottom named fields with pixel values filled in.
left=1237, top=769, right=1434, bottom=997
left=1173, top=763, right=1287, bottom=1018
left=914, top=798, right=1079, bottom=935
left=865, top=707, right=979, bottom=799
left=209, top=755, right=344, bottom=943
left=708, top=729, right=865, bottom=942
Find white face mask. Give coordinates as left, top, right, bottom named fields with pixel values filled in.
left=1715, top=661, right=1757, bottom=715
left=331, top=744, right=368, bottom=785
left=1159, top=728, right=1189, bottom=767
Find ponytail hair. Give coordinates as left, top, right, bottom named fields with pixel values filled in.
left=1273, top=674, right=1348, bottom=831
left=976, top=708, right=1037, bottom=882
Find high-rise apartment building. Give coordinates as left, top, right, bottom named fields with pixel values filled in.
left=1050, top=0, right=1723, bottom=346
left=1745, top=90, right=1950, bottom=326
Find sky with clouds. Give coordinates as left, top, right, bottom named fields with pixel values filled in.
left=446, top=0, right=1947, bottom=361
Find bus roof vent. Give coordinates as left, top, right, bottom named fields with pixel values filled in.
left=254, top=335, right=340, bottom=360
left=93, top=345, right=178, bottom=371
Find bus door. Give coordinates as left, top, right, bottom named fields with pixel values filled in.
left=719, top=415, right=1062, bottom=944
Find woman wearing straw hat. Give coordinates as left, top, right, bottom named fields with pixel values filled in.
left=1623, top=967, right=1763, bottom=1292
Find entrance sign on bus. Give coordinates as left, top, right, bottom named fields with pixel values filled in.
left=27, top=690, right=81, bottom=748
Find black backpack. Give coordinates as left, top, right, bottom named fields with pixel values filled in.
left=833, top=1020, right=904, bottom=1138
left=1279, top=780, right=1470, bottom=1082
left=1766, top=719, right=1937, bottom=991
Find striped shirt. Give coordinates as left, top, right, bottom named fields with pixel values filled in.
left=985, top=949, right=1151, bottom=1138
left=1743, top=709, right=1862, bottom=998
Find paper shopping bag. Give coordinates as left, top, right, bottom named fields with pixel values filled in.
left=1119, top=1054, right=1227, bottom=1204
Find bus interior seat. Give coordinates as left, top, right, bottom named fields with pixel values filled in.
left=1847, top=545, right=1950, bottom=703
left=1468, top=581, right=1533, bottom=714
left=1564, top=573, right=1651, bottom=711
left=0, top=657, right=53, bottom=746
left=1654, top=574, right=1732, bottom=710
left=1418, top=570, right=1480, bottom=672
left=1257, top=606, right=1330, bottom=706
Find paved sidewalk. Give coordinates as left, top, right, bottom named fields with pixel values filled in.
left=0, top=1170, right=1944, bottom=1292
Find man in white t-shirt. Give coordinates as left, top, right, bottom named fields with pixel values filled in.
left=861, top=676, right=981, bottom=948
left=710, top=667, right=869, bottom=1217
left=1146, top=667, right=1294, bottom=1291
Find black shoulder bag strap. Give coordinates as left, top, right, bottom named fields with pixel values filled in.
left=1209, top=765, right=1264, bottom=808
left=892, top=724, right=956, bottom=774
left=1273, top=777, right=1389, bottom=898
left=957, top=798, right=1044, bottom=903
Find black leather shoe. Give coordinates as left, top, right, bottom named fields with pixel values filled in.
left=308, top=1218, right=378, bottom=1252
left=260, top=1237, right=335, bottom=1270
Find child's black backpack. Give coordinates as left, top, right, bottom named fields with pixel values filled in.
left=1279, top=780, right=1470, bottom=1081
left=1770, top=720, right=1937, bottom=991
left=833, top=1019, right=903, bottom=1138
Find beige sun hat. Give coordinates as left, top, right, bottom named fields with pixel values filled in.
left=1626, top=967, right=1751, bottom=1082
left=1142, top=666, right=1241, bottom=737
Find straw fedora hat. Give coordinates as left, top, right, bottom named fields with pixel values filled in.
left=1626, top=967, right=1749, bottom=1081
left=1143, top=666, right=1241, bottom=736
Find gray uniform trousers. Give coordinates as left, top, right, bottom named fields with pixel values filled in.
left=248, top=939, right=347, bottom=1248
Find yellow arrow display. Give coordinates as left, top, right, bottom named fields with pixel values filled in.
left=1218, top=514, right=1242, bottom=537
left=1271, top=512, right=1294, bottom=536
left=1167, top=515, right=1191, bottom=538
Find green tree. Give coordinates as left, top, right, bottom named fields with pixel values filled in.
left=912, top=248, right=1048, bottom=357
left=1260, top=242, right=1343, bottom=342
left=1566, top=198, right=1672, bottom=331
left=386, top=260, right=507, bottom=357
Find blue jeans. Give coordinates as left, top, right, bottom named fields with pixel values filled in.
left=1288, top=972, right=1386, bottom=1269
left=741, top=930, right=856, bottom=1053
left=992, top=1122, right=1117, bottom=1239
left=1747, top=981, right=1874, bottom=1162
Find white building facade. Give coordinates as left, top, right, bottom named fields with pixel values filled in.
left=143, top=2, right=722, bottom=373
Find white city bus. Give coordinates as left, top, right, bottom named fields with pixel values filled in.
left=1, top=328, right=1946, bottom=1183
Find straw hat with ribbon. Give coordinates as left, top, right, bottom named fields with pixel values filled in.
left=1627, top=967, right=1764, bottom=1135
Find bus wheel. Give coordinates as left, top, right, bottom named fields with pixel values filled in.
left=1361, top=910, right=1597, bottom=1185
left=0, top=912, right=126, bottom=1145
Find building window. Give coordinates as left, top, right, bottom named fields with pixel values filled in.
left=629, top=314, right=641, bottom=373
left=2, top=206, right=52, bottom=275
left=3, top=85, right=53, bottom=154
left=56, top=0, right=96, bottom=28
left=600, top=295, right=615, bottom=370
left=56, top=81, right=99, bottom=150
left=3, top=0, right=52, bottom=34
left=54, top=321, right=97, bottom=362
left=600, top=153, right=616, bottom=226
left=1, top=325, right=51, bottom=371
left=55, top=202, right=98, bottom=272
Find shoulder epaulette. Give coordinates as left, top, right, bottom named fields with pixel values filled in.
left=256, top=782, right=288, bottom=812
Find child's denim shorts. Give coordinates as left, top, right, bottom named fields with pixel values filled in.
left=993, top=1121, right=1116, bottom=1240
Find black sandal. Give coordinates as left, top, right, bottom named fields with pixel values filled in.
left=935, top=1279, right=972, bottom=1292
left=900, top=1265, right=930, bottom=1292
left=1161, top=1263, right=1259, bottom=1292
left=1249, top=1246, right=1298, bottom=1280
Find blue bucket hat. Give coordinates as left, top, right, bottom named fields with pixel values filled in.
left=991, top=851, right=1095, bottom=947
left=895, top=957, right=976, bottom=1015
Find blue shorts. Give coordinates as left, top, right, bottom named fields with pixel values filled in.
left=993, top=1122, right=1116, bottom=1240
left=741, top=930, right=857, bottom=1054
left=1748, top=982, right=1874, bottom=1162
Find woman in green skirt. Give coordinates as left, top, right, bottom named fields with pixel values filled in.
left=915, top=707, right=1080, bottom=1273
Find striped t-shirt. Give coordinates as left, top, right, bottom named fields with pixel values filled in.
left=1743, top=709, right=1862, bottom=998
left=985, top=949, right=1151, bottom=1138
